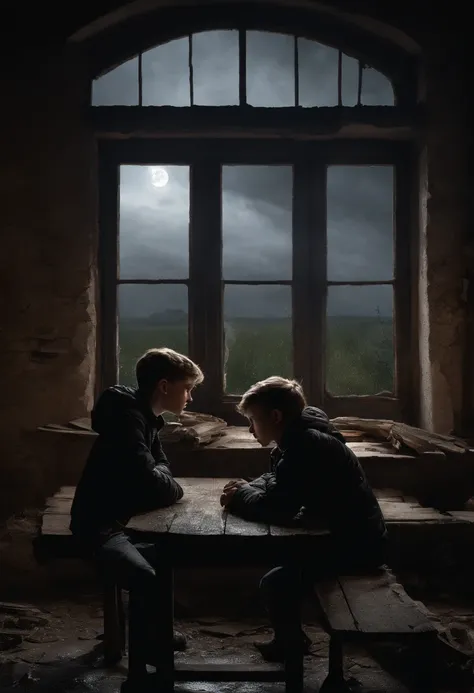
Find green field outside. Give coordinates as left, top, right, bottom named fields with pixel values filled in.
left=119, top=316, right=393, bottom=396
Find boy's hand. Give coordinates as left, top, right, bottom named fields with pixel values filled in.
left=223, top=479, right=247, bottom=491
left=220, top=480, right=248, bottom=507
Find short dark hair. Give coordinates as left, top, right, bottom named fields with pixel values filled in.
left=237, top=376, right=306, bottom=420
left=136, top=348, right=203, bottom=395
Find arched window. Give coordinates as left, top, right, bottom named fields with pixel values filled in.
left=92, top=31, right=394, bottom=107
left=94, top=17, right=417, bottom=422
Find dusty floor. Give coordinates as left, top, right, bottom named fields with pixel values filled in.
left=0, top=594, right=473, bottom=692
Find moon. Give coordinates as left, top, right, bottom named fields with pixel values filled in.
left=150, top=166, right=169, bottom=188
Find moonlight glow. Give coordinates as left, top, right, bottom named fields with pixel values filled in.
left=150, top=166, right=169, bottom=188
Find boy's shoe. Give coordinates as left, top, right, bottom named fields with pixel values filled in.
left=254, top=632, right=311, bottom=663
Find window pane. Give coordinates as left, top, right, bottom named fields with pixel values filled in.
left=142, top=38, right=190, bottom=106
left=298, top=39, right=339, bottom=107
left=224, top=285, right=292, bottom=394
left=327, top=166, right=394, bottom=281
left=119, top=165, right=189, bottom=279
left=341, top=54, right=359, bottom=106
left=92, top=58, right=138, bottom=106
left=222, top=166, right=292, bottom=280
left=361, top=67, right=394, bottom=106
left=247, top=31, right=294, bottom=106
left=326, top=285, right=394, bottom=396
left=118, top=284, right=188, bottom=387
left=193, top=31, right=239, bottom=105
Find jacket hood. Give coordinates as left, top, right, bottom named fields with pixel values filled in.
left=91, top=385, right=163, bottom=434
left=282, top=406, right=346, bottom=445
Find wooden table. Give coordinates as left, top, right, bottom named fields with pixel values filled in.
left=124, top=478, right=331, bottom=693
left=37, top=479, right=461, bottom=692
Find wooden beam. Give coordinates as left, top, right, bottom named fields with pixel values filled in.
left=292, top=162, right=312, bottom=393
left=97, top=154, right=119, bottom=393
left=90, top=105, right=422, bottom=139
left=308, top=162, right=327, bottom=406
left=323, top=394, right=402, bottom=421
left=188, top=162, right=223, bottom=411
left=394, top=151, right=416, bottom=422
left=98, top=137, right=411, bottom=166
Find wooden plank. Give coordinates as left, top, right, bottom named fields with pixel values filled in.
left=315, top=579, right=358, bottom=633
left=208, top=428, right=263, bottom=449
left=55, top=486, right=76, bottom=500
left=173, top=660, right=284, bottom=682
left=68, top=417, right=93, bottom=431
left=168, top=478, right=225, bottom=536
left=44, top=497, right=72, bottom=514
left=379, top=501, right=453, bottom=522
left=374, top=488, right=404, bottom=501
left=446, top=511, right=474, bottom=523
left=90, top=105, right=418, bottom=139
left=316, top=571, right=437, bottom=638
left=38, top=426, right=95, bottom=437
left=41, top=513, right=71, bottom=536
left=127, top=505, right=178, bottom=534
left=224, top=511, right=269, bottom=536
left=270, top=524, right=330, bottom=537
left=337, top=572, right=436, bottom=636
left=332, top=417, right=471, bottom=456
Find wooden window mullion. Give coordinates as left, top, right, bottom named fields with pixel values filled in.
left=98, top=156, right=120, bottom=395
left=292, top=161, right=313, bottom=398
left=308, top=162, right=327, bottom=406
left=188, top=162, right=223, bottom=411
left=394, top=152, right=414, bottom=422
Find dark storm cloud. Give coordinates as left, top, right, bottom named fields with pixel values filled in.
left=94, top=30, right=394, bottom=318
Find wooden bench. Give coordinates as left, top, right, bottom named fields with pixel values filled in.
left=314, top=568, right=439, bottom=691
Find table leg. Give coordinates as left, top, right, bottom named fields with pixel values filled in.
left=284, top=650, right=304, bottom=693
left=121, top=593, right=148, bottom=693
left=155, top=561, right=175, bottom=693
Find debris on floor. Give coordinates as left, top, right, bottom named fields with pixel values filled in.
left=0, top=595, right=473, bottom=691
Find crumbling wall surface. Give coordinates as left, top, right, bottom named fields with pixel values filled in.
left=0, top=47, right=97, bottom=524
left=418, top=34, right=471, bottom=434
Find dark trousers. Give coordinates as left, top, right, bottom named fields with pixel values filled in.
left=260, top=545, right=386, bottom=644
left=94, top=532, right=160, bottom=648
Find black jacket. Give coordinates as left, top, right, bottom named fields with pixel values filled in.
left=228, top=407, right=387, bottom=558
left=70, top=386, right=183, bottom=545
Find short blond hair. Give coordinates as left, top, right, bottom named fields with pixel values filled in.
left=237, top=376, right=306, bottom=419
left=136, top=348, right=203, bottom=395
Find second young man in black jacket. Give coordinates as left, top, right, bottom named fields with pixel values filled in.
left=221, top=376, right=387, bottom=663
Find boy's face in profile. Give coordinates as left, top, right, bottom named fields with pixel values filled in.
left=246, top=405, right=283, bottom=447
left=153, top=377, right=195, bottom=416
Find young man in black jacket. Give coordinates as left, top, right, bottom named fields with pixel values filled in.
left=220, top=376, right=387, bottom=663
left=70, top=348, right=203, bottom=659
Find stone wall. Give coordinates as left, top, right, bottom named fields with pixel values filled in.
left=0, top=48, right=97, bottom=523
left=418, top=35, right=470, bottom=434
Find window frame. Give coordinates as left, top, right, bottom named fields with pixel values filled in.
left=98, top=138, right=415, bottom=423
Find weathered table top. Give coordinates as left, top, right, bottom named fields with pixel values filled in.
left=41, top=478, right=331, bottom=539
left=40, top=476, right=464, bottom=543
left=40, top=478, right=334, bottom=565
left=37, top=477, right=473, bottom=567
